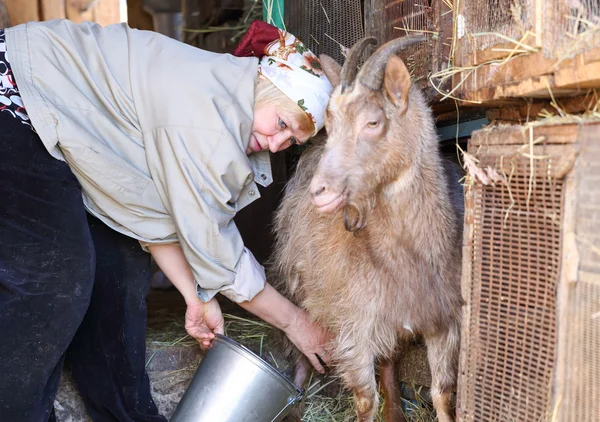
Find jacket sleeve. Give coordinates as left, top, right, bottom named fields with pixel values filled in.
left=143, top=126, right=266, bottom=303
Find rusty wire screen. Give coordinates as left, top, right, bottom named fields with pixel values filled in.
left=457, top=0, right=537, bottom=66
left=544, top=0, right=600, bottom=59
left=364, top=0, right=435, bottom=85
left=283, top=0, right=364, bottom=66
left=458, top=150, right=564, bottom=421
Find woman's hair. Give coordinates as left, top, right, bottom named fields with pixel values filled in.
left=254, top=75, right=315, bottom=136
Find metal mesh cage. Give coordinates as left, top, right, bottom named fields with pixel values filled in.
left=458, top=122, right=600, bottom=422
left=364, top=0, right=435, bottom=85
left=459, top=147, right=563, bottom=421
left=284, top=0, right=364, bottom=65
left=456, top=0, right=538, bottom=66
left=544, top=0, right=600, bottom=59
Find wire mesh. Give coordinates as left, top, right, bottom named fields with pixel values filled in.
left=543, top=0, right=600, bottom=59
left=365, top=0, right=438, bottom=86
left=457, top=0, right=536, bottom=66
left=283, top=0, right=364, bottom=65
left=459, top=148, right=564, bottom=421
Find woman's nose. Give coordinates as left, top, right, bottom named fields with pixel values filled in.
left=268, top=130, right=290, bottom=153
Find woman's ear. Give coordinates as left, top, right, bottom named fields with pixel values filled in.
left=319, top=54, right=341, bottom=88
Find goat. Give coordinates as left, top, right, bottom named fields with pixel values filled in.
left=270, top=35, right=464, bottom=422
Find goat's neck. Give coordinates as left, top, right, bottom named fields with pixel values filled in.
left=371, top=146, right=453, bottom=263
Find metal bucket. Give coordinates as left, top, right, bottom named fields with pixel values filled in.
left=170, top=334, right=303, bottom=422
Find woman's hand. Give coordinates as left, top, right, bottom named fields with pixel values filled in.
left=238, top=283, right=332, bottom=374
left=185, top=298, right=225, bottom=350
left=283, top=308, right=332, bottom=374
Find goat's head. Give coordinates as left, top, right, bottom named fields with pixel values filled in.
left=309, top=35, right=427, bottom=232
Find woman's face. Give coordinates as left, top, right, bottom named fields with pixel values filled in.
left=248, top=105, right=312, bottom=155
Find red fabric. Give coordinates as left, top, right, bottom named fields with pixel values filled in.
left=232, top=20, right=281, bottom=58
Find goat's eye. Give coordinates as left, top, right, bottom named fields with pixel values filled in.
left=289, top=137, right=298, bottom=146
left=278, top=118, right=288, bottom=129
left=367, top=121, right=379, bottom=128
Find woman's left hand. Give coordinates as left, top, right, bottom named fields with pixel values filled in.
left=283, top=308, right=332, bottom=373
left=185, top=297, right=225, bottom=350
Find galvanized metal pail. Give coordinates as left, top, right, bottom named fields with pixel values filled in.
left=170, top=334, right=303, bottom=422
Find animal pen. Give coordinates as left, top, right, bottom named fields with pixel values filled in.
left=1, top=0, right=599, bottom=421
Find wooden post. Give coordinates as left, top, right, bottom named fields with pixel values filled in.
left=40, top=0, right=66, bottom=21
left=4, top=0, right=39, bottom=25
left=66, top=0, right=94, bottom=23
left=92, top=0, right=121, bottom=27
left=127, top=0, right=154, bottom=31
left=0, top=0, right=12, bottom=27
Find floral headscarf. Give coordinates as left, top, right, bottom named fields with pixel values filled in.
left=233, top=21, right=334, bottom=136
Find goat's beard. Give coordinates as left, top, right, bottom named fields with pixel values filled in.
left=343, top=195, right=376, bottom=235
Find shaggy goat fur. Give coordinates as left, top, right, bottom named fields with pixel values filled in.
left=269, top=37, right=464, bottom=422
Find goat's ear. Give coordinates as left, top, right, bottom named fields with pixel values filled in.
left=319, top=54, right=341, bottom=88
left=384, top=55, right=411, bottom=110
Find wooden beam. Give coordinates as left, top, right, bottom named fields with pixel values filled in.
left=40, top=0, right=66, bottom=21
left=92, top=0, right=121, bottom=27
left=4, top=0, right=39, bottom=25
left=0, top=0, right=12, bottom=27
left=66, top=0, right=94, bottom=23
left=127, top=0, right=153, bottom=31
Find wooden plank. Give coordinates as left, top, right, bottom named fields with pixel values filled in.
left=126, top=0, right=153, bottom=31
left=4, top=0, right=39, bottom=25
left=497, top=75, right=583, bottom=99
left=92, top=0, right=121, bottom=27
left=554, top=60, right=600, bottom=90
left=66, top=0, right=94, bottom=23
left=470, top=123, right=585, bottom=147
left=486, top=93, right=600, bottom=123
left=40, top=0, right=66, bottom=21
left=0, top=0, right=12, bottom=27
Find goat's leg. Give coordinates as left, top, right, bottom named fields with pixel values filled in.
left=282, top=356, right=313, bottom=422
left=338, top=353, right=379, bottom=422
left=378, top=358, right=406, bottom=422
left=424, top=322, right=460, bottom=422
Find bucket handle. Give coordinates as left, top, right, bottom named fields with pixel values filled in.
left=271, top=389, right=305, bottom=422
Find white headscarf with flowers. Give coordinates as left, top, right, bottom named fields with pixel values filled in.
left=259, top=30, right=333, bottom=136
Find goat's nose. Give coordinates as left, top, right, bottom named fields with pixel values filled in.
left=313, top=185, right=326, bottom=197
left=310, top=175, right=328, bottom=197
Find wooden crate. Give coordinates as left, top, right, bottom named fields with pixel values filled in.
left=458, top=121, right=600, bottom=421
left=3, top=0, right=120, bottom=27
left=451, top=0, right=600, bottom=104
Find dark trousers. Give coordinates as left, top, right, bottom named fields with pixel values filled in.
left=0, top=112, right=166, bottom=422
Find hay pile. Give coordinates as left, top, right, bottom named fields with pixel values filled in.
left=145, top=301, right=436, bottom=421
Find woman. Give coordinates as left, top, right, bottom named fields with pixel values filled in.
left=0, top=19, right=333, bottom=421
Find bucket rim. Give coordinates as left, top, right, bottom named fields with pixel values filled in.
left=212, top=334, right=304, bottom=398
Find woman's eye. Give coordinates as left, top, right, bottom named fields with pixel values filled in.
left=367, top=121, right=379, bottom=128
left=289, top=137, right=298, bottom=146
left=279, top=118, right=288, bottom=129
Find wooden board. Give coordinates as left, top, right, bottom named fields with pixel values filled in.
left=4, top=0, right=39, bottom=25
left=127, top=0, right=153, bottom=31
left=92, top=0, right=121, bottom=27
left=66, top=0, right=94, bottom=24
left=0, top=0, right=12, bottom=27
left=452, top=47, right=600, bottom=105
left=40, top=0, right=66, bottom=21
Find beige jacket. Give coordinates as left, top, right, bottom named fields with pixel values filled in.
left=5, top=19, right=272, bottom=302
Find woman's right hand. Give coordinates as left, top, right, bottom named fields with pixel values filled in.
left=283, top=308, right=332, bottom=374
left=185, top=297, right=225, bottom=350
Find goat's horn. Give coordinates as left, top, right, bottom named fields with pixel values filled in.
left=340, top=37, right=378, bottom=93
left=357, top=35, right=427, bottom=91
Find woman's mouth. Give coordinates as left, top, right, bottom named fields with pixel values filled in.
left=250, top=135, right=262, bottom=153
